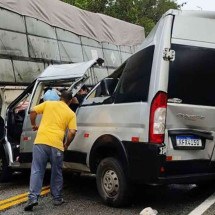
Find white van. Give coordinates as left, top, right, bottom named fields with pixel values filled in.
left=1, top=9, right=215, bottom=207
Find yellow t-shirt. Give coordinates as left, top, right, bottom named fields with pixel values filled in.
left=33, top=101, right=77, bottom=151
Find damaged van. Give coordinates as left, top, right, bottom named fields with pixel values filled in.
left=1, top=9, right=215, bottom=207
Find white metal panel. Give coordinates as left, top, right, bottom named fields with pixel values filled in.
left=172, top=16, right=215, bottom=44
left=56, top=28, right=81, bottom=44
left=120, top=45, right=132, bottom=63
left=38, top=59, right=97, bottom=80
left=0, top=9, right=25, bottom=33
left=120, top=45, right=132, bottom=53
left=103, top=49, right=121, bottom=67
left=81, top=37, right=104, bottom=61
left=93, top=67, right=109, bottom=82
left=58, top=42, right=83, bottom=62
left=13, top=61, right=44, bottom=83
left=120, top=52, right=132, bottom=63
left=81, top=37, right=102, bottom=47
left=81, top=37, right=103, bottom=61
left=131, top=45, right=140, bottom=54
left=134, top=45, right=141, bottom=53
left=28, top=35, right=60, bottom=61
left=82, top=47, right=103, bottom=61
left=107, top=68, right=115, bottom=76
left=26, top=17, right=57, bottom=39
left=86, top=67, right=108, bottom=85
left=102, top=43, right=121, bottom=67
left=102, top=43, right=119, bottom=51
left=130, top=46, right=135, bottom=54
left=0, top=59, right=15, bottom=82
left=0, top=30, right=28, bottom=57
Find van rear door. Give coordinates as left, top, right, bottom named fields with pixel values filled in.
left=165, top=14, right=215, bottom=174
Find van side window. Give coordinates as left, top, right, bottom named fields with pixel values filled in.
left=83, top=78, right=119, bottom=105
left=114, top=46, right=154, bottom=103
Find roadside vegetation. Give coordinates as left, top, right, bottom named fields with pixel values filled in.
left=61, top=0, right=182, bottom=35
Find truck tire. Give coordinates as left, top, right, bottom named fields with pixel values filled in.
left=96, top=157, right=131, bottom=207
left=0, top=146, right=12, bottom=182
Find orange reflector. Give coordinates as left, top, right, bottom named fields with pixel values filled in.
left=160, top=167, right=165, bottom=173
left=84, top=133, right=89, bottom=138
left=166, top=156, right=172, bottom=161
left=131, top=137, right=139, bottom=142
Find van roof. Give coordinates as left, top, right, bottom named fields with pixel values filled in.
left=164, top=9, right=215, bottom=19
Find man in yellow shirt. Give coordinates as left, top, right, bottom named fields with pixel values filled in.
left=24, top=90, right=77, bottom=211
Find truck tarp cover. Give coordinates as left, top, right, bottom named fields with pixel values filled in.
left=0, top=0, right=144, bottom=45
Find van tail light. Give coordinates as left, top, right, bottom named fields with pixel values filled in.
left=149, top=91, right=167, bottom=144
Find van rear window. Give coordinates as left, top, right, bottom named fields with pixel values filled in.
left=168, top=44, right=215, bottom=106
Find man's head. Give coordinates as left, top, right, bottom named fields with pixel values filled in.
left=60, top=90, right=73, bottom=105
left=43, top=89, right=60, bottom=101
left=78, top=85, right=89, bottom=95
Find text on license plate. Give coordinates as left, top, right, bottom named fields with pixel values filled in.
left=176, top=135, right=202, bottom=147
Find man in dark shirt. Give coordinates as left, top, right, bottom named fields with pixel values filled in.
left=69, top=85, right=89, bottom=112
left=75, top=85, right=89, bottom=104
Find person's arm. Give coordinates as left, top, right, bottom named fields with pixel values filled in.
left=30, top=102, right=46, bottom=131
left=30, top=110, right=38, bottom=131
left=63, top=129, right=76, bottom=150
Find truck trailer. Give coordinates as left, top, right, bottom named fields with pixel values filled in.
left=0, top=0, right=145, bottom=118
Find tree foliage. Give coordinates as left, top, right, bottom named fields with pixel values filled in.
left=61, top=0, right=180, bottom=35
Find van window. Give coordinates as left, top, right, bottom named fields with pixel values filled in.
left=82, top=78, right=119, bottom=105
left=168, top=44, right=215, bottom=106
left=114, top=46, right=154, bottom=103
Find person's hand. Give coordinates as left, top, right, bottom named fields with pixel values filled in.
left=32, top=125, right=38, bottom=131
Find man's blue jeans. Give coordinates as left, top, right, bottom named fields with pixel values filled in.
left=28, top=144, right=64, bottom=201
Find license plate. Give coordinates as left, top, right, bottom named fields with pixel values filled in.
left=176, top=135, right=202, bottom=147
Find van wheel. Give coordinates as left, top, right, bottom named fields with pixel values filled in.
left=0, top=146, right=12, bottom=182
left=96, top=157, right=131, bottom=207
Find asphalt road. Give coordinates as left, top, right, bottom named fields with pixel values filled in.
left=1, top=171, right=215, bottom=215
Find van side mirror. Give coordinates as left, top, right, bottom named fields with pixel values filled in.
left=100, top=78, right=118, bottom=97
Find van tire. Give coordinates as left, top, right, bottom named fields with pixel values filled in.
left=96, top=157, right=131, bottom=207
left=0, top=146, right=12, bottom=182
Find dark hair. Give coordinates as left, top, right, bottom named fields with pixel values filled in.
left=81, top=85, right=89, bottom=92
left=60, top=90, right=73, bottom=103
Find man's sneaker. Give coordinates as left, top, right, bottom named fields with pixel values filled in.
left=24, top=199, right=38, bottom=211
left=53, top=198, right=65, bottom=206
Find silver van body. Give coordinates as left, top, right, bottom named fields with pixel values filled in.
left=1, top=9, right=215, bottom=206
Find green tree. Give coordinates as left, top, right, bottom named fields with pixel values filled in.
left=61, top=0, right=180, bottom=35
